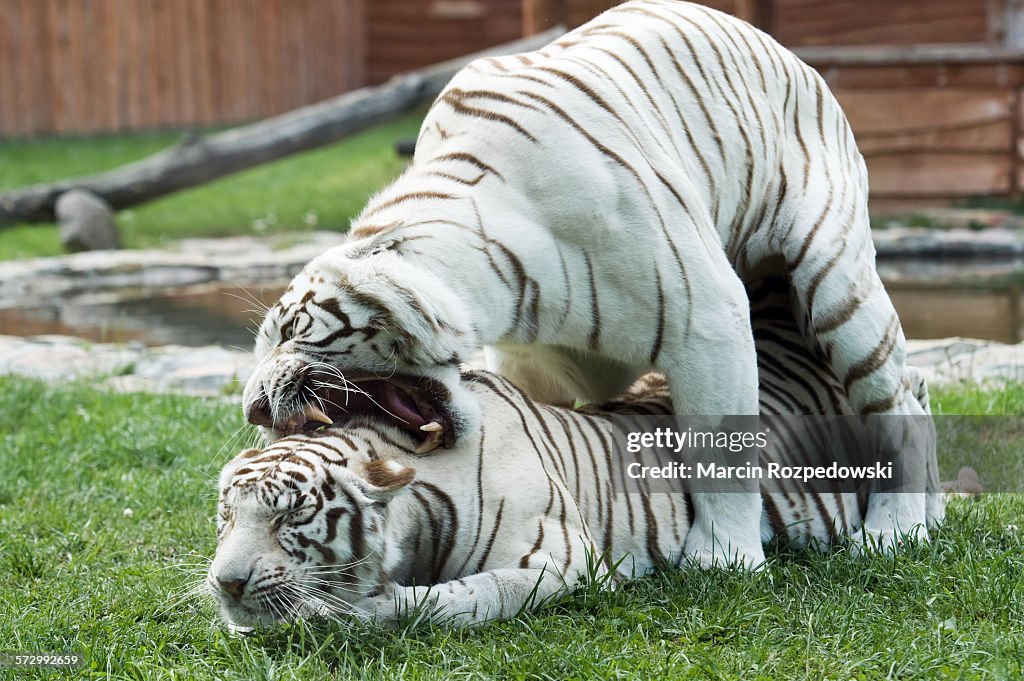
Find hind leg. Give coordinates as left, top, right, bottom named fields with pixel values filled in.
left=908, top=366, right=946, bottom=529
left=781, top=181, right=929, bottom=551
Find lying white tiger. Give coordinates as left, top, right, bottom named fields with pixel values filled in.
left=212, top=282, right=947, bottom=628
left=241, top=0, right=930, bottom=569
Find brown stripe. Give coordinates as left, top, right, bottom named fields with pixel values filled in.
left=650, top=267, right=665, bottom=364
left=483, top=57, right=509, bottom=72
left=763, top=494, right=788, bottom=540
left=415, top=481, right=460, bottom=582
left=441, top=88, right=539, bottom=143
left=792, top=72, right=811, bottom=192
left=520, top=519, right=546, bottom=569
left=804, top=216, right=856, bottom=317
left=843, top=315, right=900, bottom=393
left=812, top=282, right=872, bottom=336
left=421, top=170, right=485, bottom=187
left=475, top=497, right=506, bottom=573
left=432, top=151, right=505, bottom=182
left=360, top=191, right=459, bottom=220
left=580, top=252, right=601, bottom=351
left=861, top=393, right=898, bottom=415
left=534, top=65, right=624, bottom=123
left=455, top=425, right=488, bottom=575
left=809, top=492, right=840, bottom=544
left=787, top=184, right=835, bottom=273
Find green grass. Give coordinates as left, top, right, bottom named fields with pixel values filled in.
left=0, top=113, right=424, bottom=260
left=0, top=378, right=1021, bottom=680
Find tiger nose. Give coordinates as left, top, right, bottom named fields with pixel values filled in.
left=216, top=573, right=251, bottom=599
left=244, top=396, right=273, bottom=427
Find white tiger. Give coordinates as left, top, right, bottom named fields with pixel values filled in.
left=242, top=0, right=929, bottom=569
left=213, top=281, right=952, bottom=628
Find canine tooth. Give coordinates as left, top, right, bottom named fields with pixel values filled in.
left=303, top=404, right=333, bottom=425
left=228, top=623, right=254, bottom=637
left=286, top=419, right=298, bottom=429
left=414, top=431, right=443, bottom=455
left=419, top=422, right=443, bottom=433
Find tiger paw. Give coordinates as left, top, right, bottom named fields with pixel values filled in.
left=355, top=585, right=441, bottom=627
left=683, top=526, right=765, bottom=571
left=354, top=592, right=402, bottom=628
left=849, top=523, right=929, bottom=557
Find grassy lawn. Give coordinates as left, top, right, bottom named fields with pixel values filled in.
left=0, top=113, right=424, bottom=261
left=1, top=377, right=1021, bottom=680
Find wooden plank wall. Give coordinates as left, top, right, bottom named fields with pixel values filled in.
left=833, top=86, right=1018, bottom=200
left=563, top=1, right=618, bottom=26
left=781, top=0, right=1020, bottom=203
left=366, top=0, right=521, bottom=84
left=3, top=0, right=1022, bottom=209
left=770, top=0, right=992, bottom=47
left=0, top=0, right=366, bottom=137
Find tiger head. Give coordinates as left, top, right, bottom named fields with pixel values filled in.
left=208, top=430, right=415, bottom=627
left=242, top=244, right=480, bottom=453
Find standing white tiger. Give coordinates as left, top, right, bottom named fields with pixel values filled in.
left=242, top=0, right=928, bottom=568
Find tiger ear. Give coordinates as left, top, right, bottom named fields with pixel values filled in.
left=345, top=222, right=405, bottom=257
left=359, top=459, right=415, bottom=503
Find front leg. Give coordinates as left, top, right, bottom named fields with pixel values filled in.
left=659, top=272, right=765, bottom=570
left=359, top=565, right=570, bottom=628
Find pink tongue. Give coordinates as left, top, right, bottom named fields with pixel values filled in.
left=380, top=383, right=426, bottom=427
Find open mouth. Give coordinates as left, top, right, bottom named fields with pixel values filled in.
left=246, top=372, right=455, bottom=454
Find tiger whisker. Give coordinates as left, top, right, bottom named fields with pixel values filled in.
left=289, top=562, right=376, bottom=575
left=262, top=592, right=283, bottom=621
left=374, top=345, right=400, bottom=380
left=304, top=376, right=412, bottom=427
left=297, top=576, right=378, bottom=595
left=223, top=286, right=272, bottom=316
left=213, top=422, right=260, bottom=467
left=281, top=584, right=341, bottom=619
left=286, top=582, right=372, bottom=619
left=153, top=577, right=209, bottom=620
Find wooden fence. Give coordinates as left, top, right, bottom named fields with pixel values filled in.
left=5, top=0, right=1024, bottom=207
left=366, top=0, right=521, bottom=84
left=0, top=0, right=365, bottom=137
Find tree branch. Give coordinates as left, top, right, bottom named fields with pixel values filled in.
left=0, top=27, right=564, bottom=227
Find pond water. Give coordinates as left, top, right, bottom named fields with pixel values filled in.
left=0, top=283, right=280, bottom=350
left=0, top=259, right=1021, bottom=347
left=878, top=258, right=1023, bottom=344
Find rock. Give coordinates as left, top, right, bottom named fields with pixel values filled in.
left=873, top=227, right=1024, bottom=258
left=56, top=189, right=121, bottom=252
left=906, top=337, right=1024, bottom=386
left=0, top=334, right=1021, bottom=400
left=0, top=333, right=254, bottom=397
left=0, top=232, right=346, bottom=309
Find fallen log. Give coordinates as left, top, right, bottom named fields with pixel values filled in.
left=0, top=27, right=564, bottom=228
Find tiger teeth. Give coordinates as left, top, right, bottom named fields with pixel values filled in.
left=419, top=422, right=443, bottom=433
left=302, top=404, right=333, bottom=425
left=228, top=623, right=254, bottom=637
left=414, top=431, right=443, bottom=455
